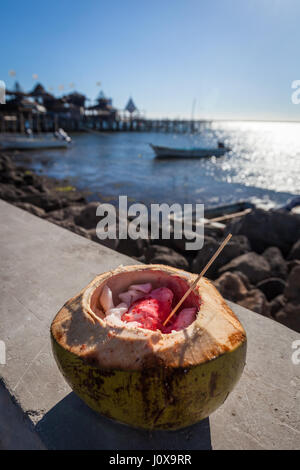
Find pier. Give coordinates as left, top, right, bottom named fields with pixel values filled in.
left=0, top=113, right=211, bottom=134
left=0, top=82, right=211, bottom=134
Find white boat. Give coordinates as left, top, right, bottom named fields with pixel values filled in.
left=0, top=129, right=72, bottom=151
left=0, top=137, right=71, bottom=151
left=150, top=144, right=229, bottom=159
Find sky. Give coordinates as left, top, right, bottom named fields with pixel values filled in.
left=1, top=0, right=300, bottom=120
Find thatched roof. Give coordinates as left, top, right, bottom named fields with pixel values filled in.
left=30, top=83, right=48, bottom=97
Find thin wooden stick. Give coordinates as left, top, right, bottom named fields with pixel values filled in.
left=163, top=233, right=232, bottom=327
left=209, top=208, right=252, bottom=224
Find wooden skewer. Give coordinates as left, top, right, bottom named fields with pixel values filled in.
left=208, top=208, right=252, bottom=224
left=163, top=233, right=232, bottom=327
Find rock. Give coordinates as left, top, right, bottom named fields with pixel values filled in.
left=256, top=277, right=286, bottom=301
left=214, top=272, right=248, bottom=302
left=45, top=208, right=70, bottom=222
left=20, top=193, right=70, bottom=212
left=135, top=254, right=146, bottom=263
left=192, top=235, right=250, bottom=279
left=287, top=259, right=300, bottom=272
left=275, top=303, right=300, bottom=333
left=226, top=208, right=300, bottom=255
left=74, top=202, right=100, bottom=229
left=170, top=234, right=205, bottom=253
left=24, top=185, right=41, bottom=195
left=52, top=220, right=90, bottom=239
left=23, top=172, right=41, bottom=187
left=218, top=252, right=271, bottom=284
left=171, top=224, right=224, bottom=254
left=117, top=238, right=149, bottom=258
left=262, top=246, right=288, bottom=279
left=192, top=237, right=219, bottom=277
left=214, top=271, right=270, bottom=317
left=284, top=265, right=300, bottom=302
left=269, top=294, right=286, bottom=317
left=87, top=229, right=119, bottom=251
left=234, top=270, right=252, bottom=289
left=0, top=169, right=20, bottom=184
left=239, top=289, right=271, bottom=318
left=15, top=202, right=46, bottom=218
left=0, top=154, right=14, bottom=171
left=288, top=239, right=300, bottom=260
left=222, top=235, right=251, bottom=258
left=144, top=245, right=189, bottom=270
left=45, top=205, right=84, bottom=223
left=0, top=183, right=25, bottom=202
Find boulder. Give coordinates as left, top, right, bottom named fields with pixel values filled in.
left=0, top=169, right=22, bottom=185
left=284, top=265, right=300, bottom=302
left=46, top=205, right=84, bottom=223
left=74, top=202, right=100, bottom=229
left=23, top=185, right=41, bottom=195
left=144, top=245, right=189, bottom=270
left=287, top=259, right=300, bottom=272
left=117, top=238, right=149, bottom=258
left=234, top=270, right=252, bottom=289
left=45, top=208, right=70, bottom=222
left=15, top=202, right=46, bottom=218
left=288, top=239, right=300, bottom=260
left=262, top=246, right=287, bottom=279
left=0, top=154, right=14, bottom=172
left=256, top=277, right=286, bottom=301
left=275, top=303, right=300, bottom=333
left=214, top=272, right=248, bottom=302
left=269, top=294, right=286, bottom=317
left=87, top=229, right=119, bottom=251
left=23, top=172, right=42, bottom=188
left=218, top=252, right=271, bottom=284
left=19, top=193, right=69, bottom=212
left=0, top=183, right=25, bottom=202
left=226, top=208, right=300, bottom=255
left=192, top=235, right=250, bottom=279
left=214, top=271, right=270, bottom=317
left=239, top=289, right=271, bottom=318
left=52, top=219, right=90, bottom=239
left=192, top=237, right=219, bottom=277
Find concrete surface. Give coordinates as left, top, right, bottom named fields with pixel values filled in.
left=0, top=200, right=299, bottom=450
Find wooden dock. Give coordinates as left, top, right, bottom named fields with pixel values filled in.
left=0, top=112, right=211, bottom=134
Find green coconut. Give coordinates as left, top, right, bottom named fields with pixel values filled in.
left=51, top=264, right=247, bottom=430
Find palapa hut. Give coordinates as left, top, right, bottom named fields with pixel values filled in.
left=86, top=90, right=117, bottom=130
left=0, top=81, right=47, bottom=133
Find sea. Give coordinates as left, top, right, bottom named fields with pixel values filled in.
left=14, top=121, right=300, bottom=210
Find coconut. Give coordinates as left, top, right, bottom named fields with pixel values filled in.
left=51, top=264, right=247, bottom=430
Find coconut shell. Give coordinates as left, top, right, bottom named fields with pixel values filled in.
left=51, top=264, right=247, bottom=430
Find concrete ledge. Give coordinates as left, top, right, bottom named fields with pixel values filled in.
left=0, top=200, right=299, bottom=449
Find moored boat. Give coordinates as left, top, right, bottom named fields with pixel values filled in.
left=150, top=143, right=229, bottom=159
left=0, top=137, right=71, bottom=150
left=0, top=128, right=72, bottom=151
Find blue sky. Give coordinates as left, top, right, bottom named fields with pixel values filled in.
left=1, top=0, right=300, bottom=120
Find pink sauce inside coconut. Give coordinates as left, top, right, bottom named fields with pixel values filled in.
left=101, top=282, right=198, bottom=333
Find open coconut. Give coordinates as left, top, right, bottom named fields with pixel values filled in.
left=51, top=264, right=247, bottom=430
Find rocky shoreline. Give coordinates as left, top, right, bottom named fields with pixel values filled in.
left=1, top=152, right=300, bottom=333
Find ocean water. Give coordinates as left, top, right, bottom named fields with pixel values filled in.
left=14, top=121, right=300, bottom=209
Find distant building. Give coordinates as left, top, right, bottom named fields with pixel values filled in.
left=86, top=90, right=117, bottom=127
left=125, top=97, right=137, bottom=114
